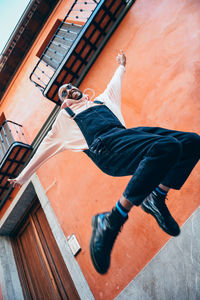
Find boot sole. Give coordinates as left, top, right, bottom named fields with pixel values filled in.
left=90, top=215, right=108, bottom=274
left=141, top=203, right=180, bottom=237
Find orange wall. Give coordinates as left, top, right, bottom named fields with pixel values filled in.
left=0, top=284, right=2, bottom=300
left=1, top=0, right=200, bottom=299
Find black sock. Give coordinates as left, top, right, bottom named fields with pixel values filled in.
left=116, top=201, right=129, bottom=218
left=154, top=186, right=168, bottom=198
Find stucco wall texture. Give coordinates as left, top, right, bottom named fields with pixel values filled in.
left=0, top=285, right=2, bottom=300
left=0, top=0, right=199, bottom=299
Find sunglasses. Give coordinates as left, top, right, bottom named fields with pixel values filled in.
left=61, top=83, right=73, bottom=98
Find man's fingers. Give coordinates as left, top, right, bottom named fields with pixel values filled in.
left=117, top=51, right=125, bottom=59
left=116, top=50, right=126, bottom=66
left=8, top=178, right=20, bottom=187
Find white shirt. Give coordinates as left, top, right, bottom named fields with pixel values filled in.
left=16, top=65, right=125, bottom=184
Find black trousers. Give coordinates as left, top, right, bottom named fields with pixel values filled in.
left=65, top=103, right=200, bottom=206
left=86, top=126, right=200, bottom=206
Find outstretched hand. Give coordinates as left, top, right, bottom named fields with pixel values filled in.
left=116, top=50, right=126, bottom=67
left=8, top=178, right=21, bottom=188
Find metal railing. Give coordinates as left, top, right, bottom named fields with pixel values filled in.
left=0, top=120, right=29, bottom=162
left=0, top=120, right=32, bottom=207
left=30, top=0, right=100, bottom=91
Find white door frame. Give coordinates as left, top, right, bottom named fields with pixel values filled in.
left=0, top=174, right=94, bottom=300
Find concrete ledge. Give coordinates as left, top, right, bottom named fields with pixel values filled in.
left=31, top=175, right=95, bottom=300
left=0, top=237, right=24, bottom=300
left=116, top=207, right=200, bottom=300
left=0, top=180, right=35, bottom=235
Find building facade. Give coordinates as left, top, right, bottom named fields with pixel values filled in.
left=0, top=0, right=199, bottom=299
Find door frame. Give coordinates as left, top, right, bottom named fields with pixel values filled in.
left=0, top=174, right=94, bottom=300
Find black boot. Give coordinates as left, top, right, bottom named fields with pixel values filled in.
left=90, top=207, right=127, bottom=274
left=141, top=191, right=180, bottom=236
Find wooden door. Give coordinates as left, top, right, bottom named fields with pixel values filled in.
left=11, top=200, right=80, bottom=300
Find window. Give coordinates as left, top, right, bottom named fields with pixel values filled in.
left=30, top=0, right=133, bottom=104
left=0, top=113, right=15, bottom=159
left=30, top=0, right=100, bottom=93
left=0, top=116, right=32, bottom=207
left=37, top=20, right=82, bottom=70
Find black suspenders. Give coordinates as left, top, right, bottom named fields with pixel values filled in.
left=64, top=100, right=103, bottom=119
left=93, top=100, right=103, bottom=104
left=65, top=107, right=76, bottom=119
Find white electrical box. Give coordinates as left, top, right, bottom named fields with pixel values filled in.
left=67, top=234, right=81, bottom=256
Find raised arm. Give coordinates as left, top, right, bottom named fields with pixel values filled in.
left=100, top=50, right=126, bottom=108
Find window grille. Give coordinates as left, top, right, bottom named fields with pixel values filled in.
left=0, top=121, right=32, bottom=207
left=30, top=0, right=135, bottom=104
left=42, top=22, right=82, bottom=70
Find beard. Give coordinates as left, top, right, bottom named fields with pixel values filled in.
left=76, top=91, right=83, bottom=100
left=68, top=89, right=83, bottom=100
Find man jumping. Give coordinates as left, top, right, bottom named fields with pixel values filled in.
left=9, top=51, right=200, bottom=274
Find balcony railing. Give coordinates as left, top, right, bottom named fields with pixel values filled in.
left=0, top=121, right=32, bottom=207
left=30, top=0, right=135, bottom=104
